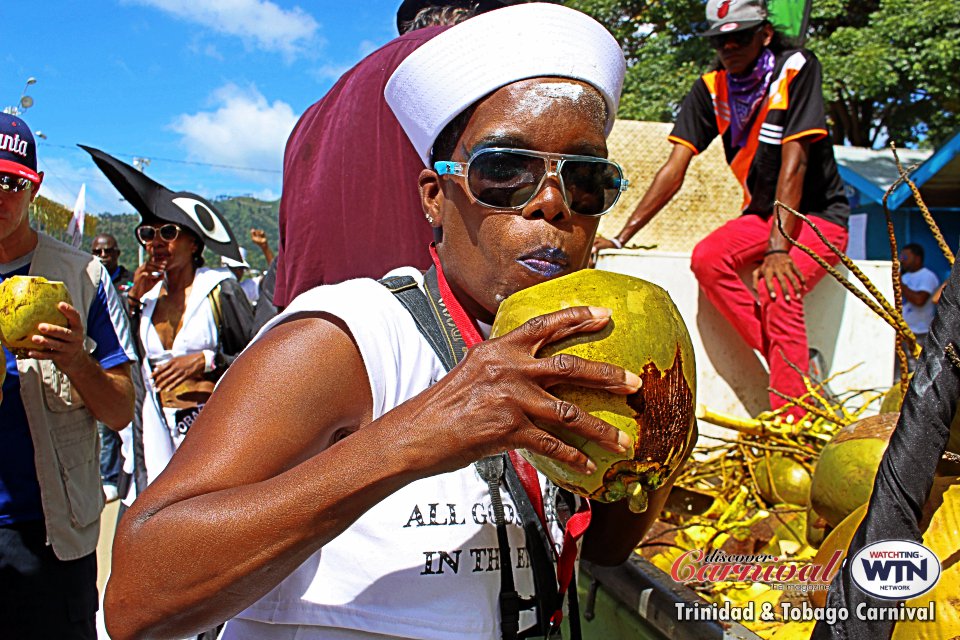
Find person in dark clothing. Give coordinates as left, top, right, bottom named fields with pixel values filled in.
left=91, top=233, right=135, bottom=500
left=593, top=0, right=850, bottom=419
left=92, top=233, right=133, bottom=294
left=251, top=256, right=278, bottom=336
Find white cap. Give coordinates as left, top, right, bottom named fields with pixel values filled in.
left=221, top=246, right=249, bottom=269
left=385, top=2, right=626, bottom=167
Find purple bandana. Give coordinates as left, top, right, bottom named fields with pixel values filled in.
left=727, top=47, right=775, bottom=149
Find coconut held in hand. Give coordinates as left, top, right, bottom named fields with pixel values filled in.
left=0, top=276, right=73, bottom=358
left=491, top=270, right=696, bottom=513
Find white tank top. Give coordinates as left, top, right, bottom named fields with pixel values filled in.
left=223, top=268, right=564, bottom=640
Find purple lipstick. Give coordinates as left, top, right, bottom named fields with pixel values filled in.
left=518, top=246, right=570, bottom=278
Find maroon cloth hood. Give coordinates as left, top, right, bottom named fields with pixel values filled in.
left=273, top=26, right=448, bottom=308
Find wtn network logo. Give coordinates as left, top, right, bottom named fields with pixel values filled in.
left=850, top=540, right=941, bottom=600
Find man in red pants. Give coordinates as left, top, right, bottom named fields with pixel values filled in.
left=594, top=0, right=849, bottom=418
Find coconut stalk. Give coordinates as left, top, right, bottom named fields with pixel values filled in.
left=772, top=202, right=920, bottom=361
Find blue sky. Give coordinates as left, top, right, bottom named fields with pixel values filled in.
left=5, top=0, right=405, bottom=214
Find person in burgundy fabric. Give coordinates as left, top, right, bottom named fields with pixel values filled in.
left=273, top=1, right=537, bottom=308
left=594, top=0, right=849, bottom=419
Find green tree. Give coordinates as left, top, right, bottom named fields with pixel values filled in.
left=564, top=0, right=960, bottom=147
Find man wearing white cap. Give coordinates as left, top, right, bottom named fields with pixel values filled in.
left=222, top=247, right=260, bottom=305
left=107, top=5, right=687, bottom=640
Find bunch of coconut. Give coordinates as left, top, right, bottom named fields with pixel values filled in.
left=0, top=276, right=72, bottom=359
left=491, top=269, right=697, bottom=513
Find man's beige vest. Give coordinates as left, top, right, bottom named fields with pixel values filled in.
left=16, top=233, right=111, bottom=560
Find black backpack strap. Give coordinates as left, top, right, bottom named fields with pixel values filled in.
left=504, top=459, right=563, bottom=639
left=379, top=275, right=457, bottom=371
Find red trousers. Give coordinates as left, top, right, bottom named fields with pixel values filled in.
left=691, top=214, right=849, bottom=416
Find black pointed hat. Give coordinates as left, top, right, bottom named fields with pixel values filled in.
left=80, top=145, right=243, bottom=262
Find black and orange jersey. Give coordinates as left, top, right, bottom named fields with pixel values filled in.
left=670, top=48, right=849, bottom=227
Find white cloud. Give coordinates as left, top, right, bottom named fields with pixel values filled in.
left=171, top=83, right=297, bottom=183
left=129, top=0, right=320, bottom=58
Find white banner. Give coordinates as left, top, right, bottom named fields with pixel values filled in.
left=67, top=183, right=86, bottom=248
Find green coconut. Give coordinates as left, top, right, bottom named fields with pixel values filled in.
left=0, top=276, right=72, bottom=358
left=490, top=269, right=697, bottom=513
left=809, top=413, right=898, bottom=529
left=755, top=455, right=811, bottom=507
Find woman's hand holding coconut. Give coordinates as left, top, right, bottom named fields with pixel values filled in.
left=397, top=305, right=638, bottom=475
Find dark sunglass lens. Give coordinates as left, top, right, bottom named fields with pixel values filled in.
left=710, top=27, right=758, bottom=48
left=136, top=227, right=154, bottom=243
left=0, top=175, right=28, bottom=192
left=561, top=161, right=622, bottom=215
left=159, top=225, right=180, bottom=242
left=468, top=151, right=543, bottom=208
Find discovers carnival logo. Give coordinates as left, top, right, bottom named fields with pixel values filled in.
left=850, top=540, right=941, bottom=600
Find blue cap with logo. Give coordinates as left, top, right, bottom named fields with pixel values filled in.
left=0, top=114, right=40, bottom=183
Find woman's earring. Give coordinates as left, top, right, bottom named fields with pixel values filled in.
left=425, top=212, right=434, bottom=224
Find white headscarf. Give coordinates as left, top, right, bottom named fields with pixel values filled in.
left=385, top=3, right=626, bottom=166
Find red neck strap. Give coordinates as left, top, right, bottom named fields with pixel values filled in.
left=430, top=244, right=484, bottom=347
left=429, top=242, right=590, bottom=607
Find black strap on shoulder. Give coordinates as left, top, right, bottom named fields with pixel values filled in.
left=379, top=274, right=457, bottom=371
left=379, top=271, right=576, bottom=640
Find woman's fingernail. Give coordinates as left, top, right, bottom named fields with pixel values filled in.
left=617, top=430, right=632, bottom=451
left=583, top=459, right=598, bottom=474
left=588, top=306, right=612, bottom=319
left=624, top=371, right=642, bottom=389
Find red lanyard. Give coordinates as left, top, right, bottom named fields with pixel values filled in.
left=428, top=245, right=591, bottom=608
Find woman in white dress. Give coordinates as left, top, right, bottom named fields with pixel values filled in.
left=127, top=221, right=254, bottom=486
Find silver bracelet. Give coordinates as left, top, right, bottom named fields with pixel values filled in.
left=609, top=237, right=623, bottom=249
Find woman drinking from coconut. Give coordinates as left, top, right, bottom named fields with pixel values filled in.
left=106, top=5, right=694, bottom=640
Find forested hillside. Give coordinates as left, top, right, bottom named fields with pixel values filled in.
left=91, top=197, right=280, bottom=274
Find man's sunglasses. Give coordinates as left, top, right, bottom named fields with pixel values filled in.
left=92, top=247, right=118, bottom=256
left=0, top=174, right=34, bottom=193
left=434, top=147, right=629, bottom=217
left=136, top=223, right=182, bottom=245
left=708, top=26, right=762, bottom=49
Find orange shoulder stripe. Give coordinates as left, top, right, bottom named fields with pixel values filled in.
left=668, top=136, right=699, bottom=155
left=782, top=128, right=828, bottom=144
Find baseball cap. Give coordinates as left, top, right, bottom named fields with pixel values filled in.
left=222, top=246, right=250, bottom=269
left=701, top=0, right=768, bottom=37
left=0, top=114, right=41, bottom=183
